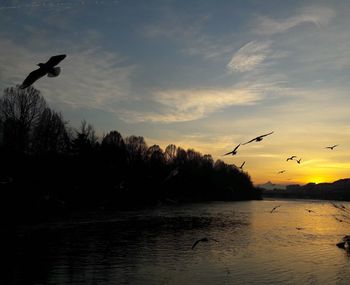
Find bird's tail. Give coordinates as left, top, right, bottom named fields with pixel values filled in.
left=47, top=67, right=61, bottom=77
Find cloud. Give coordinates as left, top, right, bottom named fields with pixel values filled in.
left=42, top=49, right=134, bottom=110
left=0, top=37, right=134, bottom=112
left=143, top=14, right=234, bottom=60
left=118, top=85, right=263, bottom=123
left=0, top=0, right=119, bottom=11
left=226, top=41, right=272, bottom=72
left=253, top=6, right=335, bottom=36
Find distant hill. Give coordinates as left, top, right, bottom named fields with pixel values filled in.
left=257, top=181, right=286, bottom=190
left=262, top=178, right=350, bottom=201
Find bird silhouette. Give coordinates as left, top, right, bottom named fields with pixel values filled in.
left=242, top=131, right=273, bottom=145
left=305, top=209, right=315, bottom=213
left=325, top=145, right=338, bottom=150
left=331, top=202, right=349, bottom=212
left=270, top=205, right=281, bottom=213
left=223, top=144, right=241, bottom=156
left=191, top=237, right=219, bottom=250
left=286, top=156, right=296, bottom=161
left=334, top=216, right=350, bottom=224
left=20, top=54, right=66, bottom=89
left=277, top=170, right=286, bottom=174
left=239, top=161, right=245, bottom=169
left=296, top=158, right=302, bottom=164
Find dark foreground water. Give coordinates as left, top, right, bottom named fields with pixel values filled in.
left=8, top=200, right=350, bottom=284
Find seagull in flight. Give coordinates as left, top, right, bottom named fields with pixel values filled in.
left=334, top=216, right=350, bottom=224
left=286, top=156, right=296, bottom=161
left=296, top=158, right=302, bottom=164
left=270, top=205, right=281, bottom=213
left=305, top=209, right=315, bottom=213
left=277, top=170, right=286, bottom=174
left=242, top=131, right=273, bottom=145
left=325, top=145, right=338, bottom=150
left=223, top=144, right=241, bottom=156
left=20, top=54, right=66, bottom=89
left=191, top=237, right=219, bottom=250
left=239, top=161, right=245, bottom=169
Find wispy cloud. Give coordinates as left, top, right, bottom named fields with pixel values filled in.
left=253, top=6, right=335, bottom=36
left=0, top=38, right=134, bottom=111
left=226, top=40, right=273, bottom=72
left=143, top=14, right=234, bottom=60
left=40, top=49, right=134, bottom=110
left=118, top=85, right=263, bottom=123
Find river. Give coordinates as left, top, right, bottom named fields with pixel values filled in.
left=8, top=199, right=350, bottom=284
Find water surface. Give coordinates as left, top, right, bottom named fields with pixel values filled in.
left=9, top=200, right=350, bottom=284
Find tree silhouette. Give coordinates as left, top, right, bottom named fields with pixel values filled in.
left=125, top=135, right=148, bottom=166
left=31, top=108, right=69, bottom=154
left=165, top=144, right=177, bottom=163
left=101, top=130, right=126, bottom=166
left=71, top=120, right=98, bottom=155
left=0, top=86, right=46, bottom=152
left=1, top=86, right=261, bottom=220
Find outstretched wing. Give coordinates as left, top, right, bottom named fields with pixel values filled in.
left=233, top=143, right=241, bottom=152
left=45, top=54, right=66, bottom=67
left=327, top=144, right=338, bottom=149
left=20, top=68, right=47, bottom=89
left=191, top=239, right=202, bottom=250
left=270, top=205, right=281, bottom=213
left=223, top=144, right=240, bottom=155
left=242, top=138, right=256, bottom=145
left=259, top=131, right=274, bottom=138
left=240, top=161, right=245, bottom=168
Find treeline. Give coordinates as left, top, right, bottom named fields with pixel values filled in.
left=262, top=179, right=350, bottom=201
left=0, top=86, right=261, bottom=220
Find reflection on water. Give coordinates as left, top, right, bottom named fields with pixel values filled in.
left=7, top=200, right=350, bottom=284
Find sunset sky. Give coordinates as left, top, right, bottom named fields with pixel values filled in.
left=1, top=0, right=350, bottom=185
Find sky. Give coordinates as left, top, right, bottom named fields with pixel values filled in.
left=1, top=0, right=350, bottom=185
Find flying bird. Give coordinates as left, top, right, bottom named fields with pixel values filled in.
left=305, top=209, right=315, bottom=213
left=270, top=205, right=281, bottom=213
left=331, top=203, right=350, bottom=214
left=277, top=170, right=286, bottom=174
left=223, top=144, right=241, bottom=156
left=325, top=145, right=338, bottom=150
left=20, top=54, right=66, bottom=89
left=286, top=156, right=296, bottom=161
left=296, top=158, right=302, bottom=164
left=191, top=237, right=219, bottom=250
left=239, top=161, right=245, bottom=169
left=242, top=131, right=274, bottom=145
left=334, top=216, right=350, bottom=224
